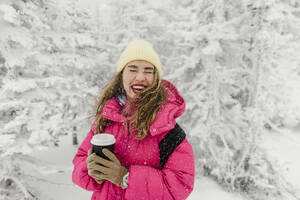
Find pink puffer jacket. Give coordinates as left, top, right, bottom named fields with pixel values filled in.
left=72, top=80, right=195, bottom=200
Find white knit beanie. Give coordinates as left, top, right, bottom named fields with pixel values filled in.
left=116, top=40, right=162, bottom=79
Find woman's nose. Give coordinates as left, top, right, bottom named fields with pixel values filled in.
left=135, top=71, right=146, bottom=81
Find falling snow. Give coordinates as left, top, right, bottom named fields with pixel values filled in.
left=1, top=0, right=300, bottom=199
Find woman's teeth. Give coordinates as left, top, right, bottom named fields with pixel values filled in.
left=131, top=85, right=145, bottom=93
left=132, top=86, right=145, bottom=90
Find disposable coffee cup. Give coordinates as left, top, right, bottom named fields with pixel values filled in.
left=91, top=134, right=116, bottom=161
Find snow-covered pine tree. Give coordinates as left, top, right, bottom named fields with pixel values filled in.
left=163, top=0, right=300, bottom=199
left=0, top=0, right=107, bottom=198
left=256, top=0, right=300, bottom=130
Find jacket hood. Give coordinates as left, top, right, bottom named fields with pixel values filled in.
left=99, top=79, right=185, bottom=136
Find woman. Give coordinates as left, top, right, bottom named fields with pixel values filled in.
left=72, top=39, right=195, bottom=200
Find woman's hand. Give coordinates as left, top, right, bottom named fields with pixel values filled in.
left=86, top=149, right=105, bottom=184
left=87, top=149, right=128, bottom=189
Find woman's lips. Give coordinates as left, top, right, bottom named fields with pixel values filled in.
left=131, top=84, right=146, bottom=94
left=132, top=88, right=138, bottom=94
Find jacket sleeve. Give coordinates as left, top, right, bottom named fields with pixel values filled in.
left=124, top=138, right=195, bottom=200
left=72, top=123, right=103, bottom=191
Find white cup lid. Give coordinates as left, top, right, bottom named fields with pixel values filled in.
left=91, top=134, right=116, bottom=146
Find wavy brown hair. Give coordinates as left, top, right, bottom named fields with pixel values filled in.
left=91, top=68, right=168, bottom=140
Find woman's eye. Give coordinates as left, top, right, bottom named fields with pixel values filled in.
left=129, top=70, right=137, bottom=72
left=145, top=71, right=153, bottom=74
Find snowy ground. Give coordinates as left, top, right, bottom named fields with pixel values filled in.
left=258, top=127, right=300, bottom=198
left=22, top=127, right=300, bottom=200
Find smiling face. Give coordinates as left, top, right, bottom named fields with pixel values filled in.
left=122, top=60, right=155, bottom=100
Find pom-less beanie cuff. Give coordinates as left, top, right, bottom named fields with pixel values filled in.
left=116, top=40, right=162, bottom=79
